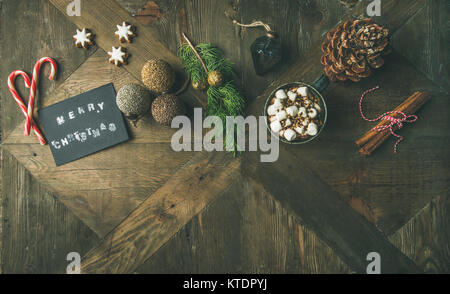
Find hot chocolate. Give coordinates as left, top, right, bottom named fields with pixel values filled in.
left=266, top=84, right=324, bottom=142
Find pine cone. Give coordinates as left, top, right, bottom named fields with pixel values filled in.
left=339, top=0, right=360, bottom=8
left=320, top=18, right=390, bottom=82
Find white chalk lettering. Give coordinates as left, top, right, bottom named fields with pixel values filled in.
left=92, top=129, right=101, bottom=138
left=88, top=104, right=95, bottom=112
left=56, top=116, right=66, bottom=125
left=51, top=141, right=61, bottom=149
left=69, top=111, right=75, bottom=119
left=50, top=122, right=119, bottom=149
left=61, top=138, right=69, bottom=147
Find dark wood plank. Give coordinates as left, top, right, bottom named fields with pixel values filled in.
left=393, top=0, right=449, bottom=89
left=115, top=0, right=180, bottom=52
left=389, top=195, right=450, bottom=273
left=137, top=181, right=244, bottom=274
left=138, top=178, right=352, bottom=273
left=1, top=148, right=100, bottom=273
left=80, top=152, right=240, bottom=274
left=244, top=151, right=421, bottom=274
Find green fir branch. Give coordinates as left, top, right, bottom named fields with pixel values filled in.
left=178, top=40, right=245, bottom=155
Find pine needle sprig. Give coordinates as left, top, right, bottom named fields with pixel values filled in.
left=178, top=43, right=208, bottom=83
left=178, top=34, right=246, bottom=155
left=178, top=43, right=236, bottom=82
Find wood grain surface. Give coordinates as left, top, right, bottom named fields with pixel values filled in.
left=138, top=178, right=352, bottom=274
left=389, top=195, right=450, bottom=273
left=244, top=151, right=421, bottom=274
left=1, top=149, right=99, bottom=273
left=1, top=0, right=449, bottom=273
left=80, top=152, right=240, bottom=274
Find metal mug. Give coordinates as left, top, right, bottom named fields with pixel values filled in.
left=263, top=74, right=330, bottom=144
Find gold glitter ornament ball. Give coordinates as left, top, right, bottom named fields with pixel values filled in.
left=116, top=83, right=152, bottom=119
left=151, top=94, right=185, bottom=126
left=141, top=59, right=175, bottom=94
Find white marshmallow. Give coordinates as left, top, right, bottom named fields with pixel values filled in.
left=279, top=130, right=285, bottom=137
left=286, top=105, right=299, bottom=117
left=308, top=108, right=318, bottom=118
left=307, top=122, right=319, bottom=136
left=302, top=119, right=309, bottom=126
left=298, top=107, right=307, bottom=118
left=285, top=118, right=292, bottom=127
left=276, top=110, right=287, bottom=121
left=267, top=104, right=282, bottom=116
left=269, top=115, right=277, bottom=122
left=273, top=99, right=283, bottom=107
left=275, top=89, right=288, bottom=99
left=287, top=91, right=297, bottom=102
left=297, top=86, right=309, bottom=97
left=295, top=126, right=304, bottom=134
left=284, top=129, right=297, bottom=141
left=270, top=120, right=282, bottom=133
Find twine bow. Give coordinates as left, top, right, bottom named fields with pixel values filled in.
left=359, top=86, right=418, bottom=154
left=7, top=57, right=57, bottom=145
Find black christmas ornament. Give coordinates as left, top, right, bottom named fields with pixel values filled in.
left=250, top=31, right=282, bottom=75
left=228, top=15, right=282, bottom=76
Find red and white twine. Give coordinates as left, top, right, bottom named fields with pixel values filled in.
left=7, top=57, right=57, bottom=145
left=359, top=86, right=418, bottom=154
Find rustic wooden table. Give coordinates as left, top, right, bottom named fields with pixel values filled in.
left=0, top=0, right=448, bottom=274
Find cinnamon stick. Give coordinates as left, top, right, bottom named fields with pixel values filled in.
left=355, top=91, right=421, bottom=147
left=355, top=91, right=430, bottom=156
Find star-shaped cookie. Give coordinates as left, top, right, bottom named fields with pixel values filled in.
left=73, top=28, right=94, bottom=49
left=115, top=22, right=136, bottom=43
left=108, top=46, right=129, bottom=66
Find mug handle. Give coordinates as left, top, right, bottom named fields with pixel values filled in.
left=312, top=74, right=330, bottom=94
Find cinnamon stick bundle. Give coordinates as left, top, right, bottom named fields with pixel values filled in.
left=355, top=91, right=430, bottom=156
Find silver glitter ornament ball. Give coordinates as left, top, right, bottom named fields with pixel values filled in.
left=116, top=83, right=152, bottom=118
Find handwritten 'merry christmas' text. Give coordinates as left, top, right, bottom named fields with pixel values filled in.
left=56, top=102, right=105, bottom=125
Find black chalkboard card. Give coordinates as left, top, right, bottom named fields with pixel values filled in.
left=39, top=83, right=130, bottom=166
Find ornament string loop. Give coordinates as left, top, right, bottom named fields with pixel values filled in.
left=359, top=86, right=418, bottom=154
left=225, top=12, right=272, bottom=32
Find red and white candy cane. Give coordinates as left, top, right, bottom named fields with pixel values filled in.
left=7, top=70, right=46, bottom=144
left=359, top=86, right=418, bottom=154
left=25, top=57, right=57, bottom=136
left=7, top=57, right=57, bottom=145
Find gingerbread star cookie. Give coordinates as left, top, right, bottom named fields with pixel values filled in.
left=73, top=28, right=94, bottom=49
left=108, top=46, right=129, bottom=66
left=115, top=22, right=136, bottom=43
